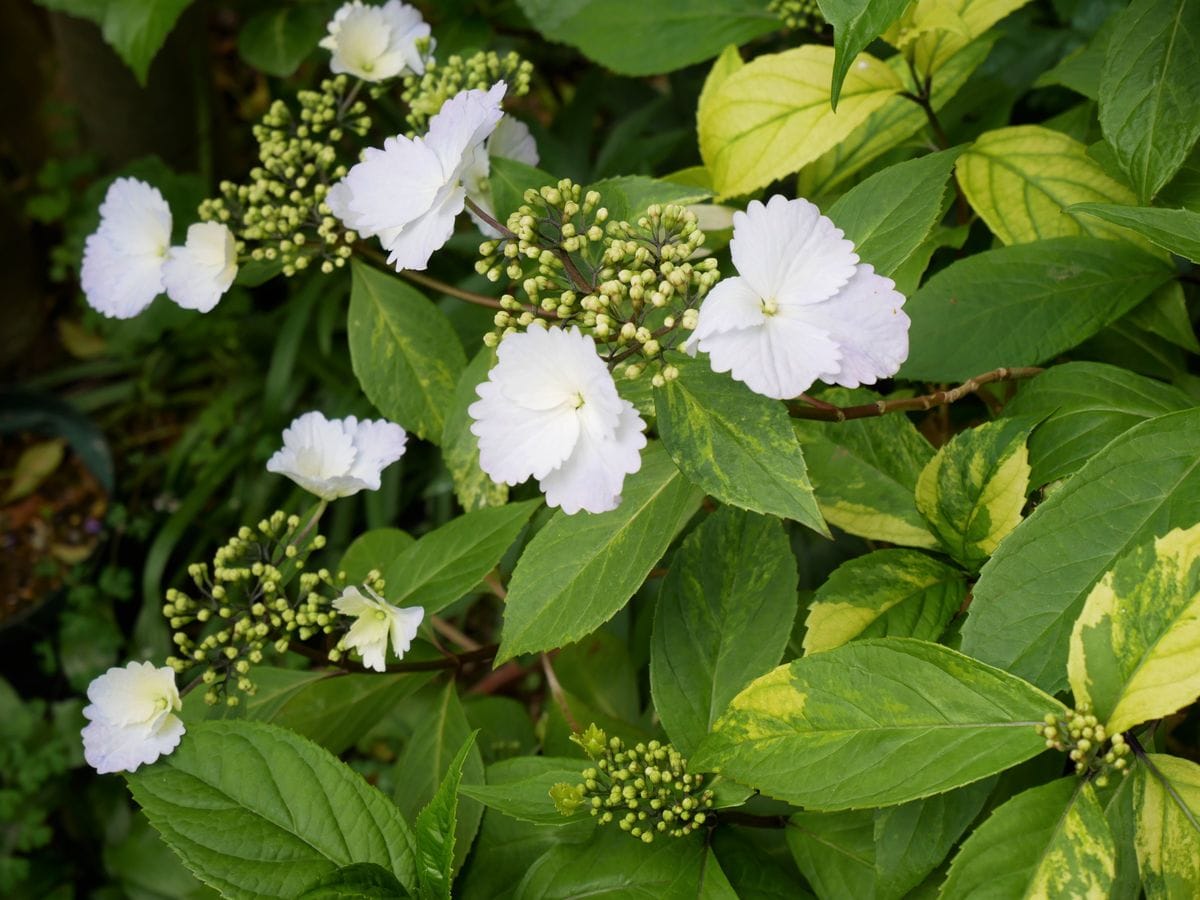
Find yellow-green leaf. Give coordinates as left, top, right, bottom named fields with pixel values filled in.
left=957, top=125, right=1142, bottom=245
left=699, top=44, right=902, bottom=199
left=1134, top=754, right=1200, bottom=900
left=1068, top=524, right=1200, bottom=735
left=899, top=0, right=1034, bottom=76
left=915, top=418, right=1033, bottom=570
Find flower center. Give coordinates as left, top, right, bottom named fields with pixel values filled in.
left=761, top=297, right=779, bottom=316
left=571, top=392, right=585, bottom=409
left=154, top=696, right=169, bottom=712
left=375, top=610, right=388, bottom=621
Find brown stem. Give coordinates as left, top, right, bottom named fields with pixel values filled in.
left=788, top=367, right=1043, bottom=422
left=431, top=615, right=482, bottom=651
left=464, top=195, right=516, bottom=239
left=465, top=195, right=592, bottom=294
left=541, top=651, right=580, bottom=732
left=354, top=242, right=504, bottom=310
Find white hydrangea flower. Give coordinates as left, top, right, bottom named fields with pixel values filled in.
left=464, top=115, right=540, bottom=237
left=81, top=661, right=185, bottom=774
left=691, top=194, right=910, bottom=400
left=469, top=326, right=647, bottom=515
left=327, top=82, right=506, bottom=271
left=266, top=411, right=407, bottom=500
left=162, top=222, right=238, bottom=313
left=333, top=585, right=424, bottom=672
left=80, top=178, right=172, bottom=319
left=320, top=0, right=432, bottom=82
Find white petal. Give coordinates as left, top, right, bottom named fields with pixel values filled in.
left=382, top=183, right=465, bottom=271
left=80, top=178, right=172, bottom=319
left=731, top=194, right=857, bottom=305
left=82, top=716, right=185, bottom=774
left=329, top=136, right=445, bottom=241
left=487, top=115, right=539, bottom=167
left=470, top=380, right=581, bottom=482
left=426, top=82, right=507, bottom=180
left=692, top=277, right=766, bottom=339
left=801, top=264, right=911, bottom=387
left=539, top=402, right=647, bottom=514
left=333, top=585, right=376, bottom=617
left=163, top=222, right=237, bottom=313
left=96, top=177, right=172, bottom=256
left=698, top=316, right=842, bottom=400
left=388, top=605, right=424, bottom=659
left=266, top=411, right=360, bottom=499
left=344, top=616, right=391, bottom=672
left=348, top=418, right=408, bottom=486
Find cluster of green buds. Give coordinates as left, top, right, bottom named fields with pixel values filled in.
left=478, top=185, right=721, bottom=382
left=162, top=510, right=351, bottom=705
left=769, top=0, right=827, bottom=30
left=1035, top=704, right=1132, bottom=787
left=551, top=725, right=715, bottom=843
left=198, top=75, right=368, bottom=277
left=401, top=50, right=533, bottom=134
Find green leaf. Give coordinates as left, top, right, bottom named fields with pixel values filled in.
left=554, top=631, right=641, bottom=723
left=127, top=721, right=416, bottom=899
left=297, top=864, right=409, bottom=900
left=380, top=500, right=540, bottom=616
left=587, top=176, right=712, bottom=222
left=798, top=38, right=994, bottom=200
left=514, top=827, right=721, bottom=899
left=515, top=0, right=777, bottom=76
left=1002, top=362, right=1194, bottom=487
left=393, top=683, right=485, bottom=875
left=459, top=757, right=592, bottom=826
left=237, top=4, right=328, bottom=78
left=1104, top=767, right=1142, bottom=900
left=339, top=528, right=415, bottom=584
left=1073, top=203, right=1200, bottom=262
left=804, top=549, right=966, bottom=654
left=650, top=507, right=799, bottom=755
left=901, top=0, right=1033, bottom=75
left=442, top=346, right=509, bottom=510
left=415, top=733, right=479, bottom=900
left=826, top=148, right=962, bottom=278
left=793, top=388, right=938, bottom=549
left=961, top=409, right=1200, bottom=693
left=956, top=125, right=1143, bottom=245
left=1134, top=754, right=1200, bottom=900
left=787, top=809, right=875, bottom=898
left=1068, top=524, right=1200, bottom=734
left=488, top=157, right=556, bottom=224
left=699, top=45, right=903, bottom=198
left=654, top=357, right=825, bottom=533
left=940, top=779, right=1116, bottom=899
left=900, top=237, right=1174, bottom=381
left=498, top=442, right=703, bottom=662
left=819, top=0, right=912, bottom=108
left=693, top=638, right=1063, bottom=810
left=39, top=0, right=194, bottom=84
left=915, top=418, right=1033, bottom=570
left=348, top=261, right=466, bottom=442
left=1127, top=282, right=1200, bottom=354
left=1098, top=0, right=1200, bottom=201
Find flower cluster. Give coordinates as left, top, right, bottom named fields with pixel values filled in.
left=402, top=50, right=533, bottom=135
left=1035, top=705, right=1132, bottom=787
left=163, top=510, right=338, bottom=704
left=769, top=0, right=827, bottom=30
left=81, top=178, right=237, bottom=318
left=553, top=725, right=714, bottom=843
left=199, top=76, right=369, bottom=278
left=266, top=411, right=407, bottom=501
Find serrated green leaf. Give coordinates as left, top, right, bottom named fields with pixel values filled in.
left=699, top=45, right=903, bottom=198
left=1127, top=282, right=1200, bottom=354
left=1069, top=524, right=1200, bottom=734
left=348, top=261, right=466, bottom=442
left=793, top=388, right=937, bottom=548
left=962, top=409, right=1200, bottom=693
left=826, top=148, right=962, bottom=278
left=1073, top=203, right=1200, bottom=262
left=900, top=237, right=1174, bottom=381
left=39, top=0, right=194, bottom=84
left=498, top=442, right=703, bottom=661
left=339, top=529, right=415, bottom=584
left=297, top=863, right=409, bottom=900
left=915, top=418, right=1032, bottom=570
left=819, top=0, right=912, bottom=108
left=1002, top=362, right=1194, bottom=487
left=940, top=779, right=1115, bottom=899
left=956, top=125, right=1142, bottom=245
left=804, top=549, right=966, bottom=654
left=458, top=757, right=591, bottom=826
left=650, top=508, right=799, bottom=755
left=1104, top=767, right=1142, bottom=900
left=1134, top=754, right=1200, bottom=900
left=654, top=357, right=825, bottom=532
left=127, top=721, right=416, bottom=900
left=515, top=0, right=776, bottom=76
left=380, top=500, right=539, bottom=616
left=415, top=733, right=478, bottom=900
left=237, top=4, right=328, bottom=78
left=787, top=809, right=876, bottom=898
left=693, top=639, right=1063, bottom=810
left=1098, top=0, right=1200, bottom=201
